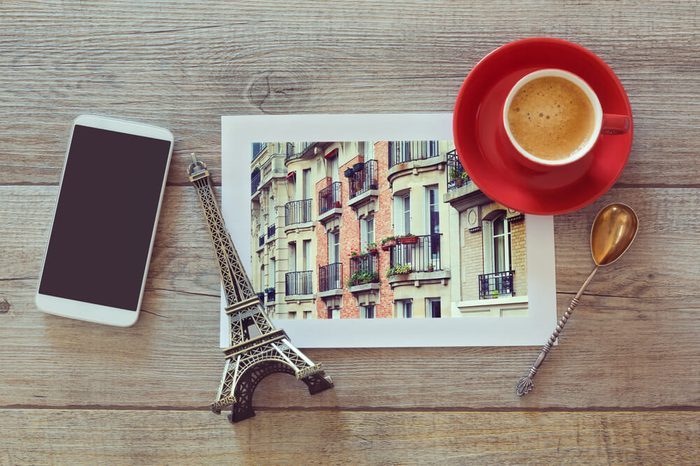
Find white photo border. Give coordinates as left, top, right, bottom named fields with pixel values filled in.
left=221, top=113, right=557, bottom=347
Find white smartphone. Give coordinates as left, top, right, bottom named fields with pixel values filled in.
left=35, top=115, right=173, bottom=327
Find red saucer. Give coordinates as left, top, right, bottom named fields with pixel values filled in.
left=453, top=38, right=633, bottom=215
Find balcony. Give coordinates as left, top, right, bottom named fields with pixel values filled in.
left=267, top=224, right=276, bottom=239
left=285, top=199, right=312, bottom=227
left=285, top=271, right=313, bottom=298
left=348, top=253, right=380, bottom=293
left=386, top=234, right=450, bottom=287
left=347, top=160, right=379, bottom=209
left=319, top=182, right=342, bottom=214
left=251, top=168, right=261, bottom=195
left=387, top=141, right=443, bottom=183
left=285, top=142, right=329, bottom=165
left=318, top=262, right=343, bottom=297
left=444, top=149, right=485, bottom=211
left=284, top=142, right=304, bottom=164
left=478, top=271, right=515, bottom=299
left=318, top=181, right=342, bottom=223
left=446, top=149, right=470, bottom=191
left=265, top=287, right=276, bottom=302
left=388, top=141, right=440, bottom=168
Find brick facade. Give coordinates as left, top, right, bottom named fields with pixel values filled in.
left=509, top=220, right=527, bottom=298
left=461, top=222, right=483, bottom=300
left=371, top=141, right=395, bottom=318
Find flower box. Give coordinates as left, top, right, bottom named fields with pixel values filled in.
left=398, top=235, right=418, bottom=245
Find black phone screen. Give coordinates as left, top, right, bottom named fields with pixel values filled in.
left=39, top=124, right=171, bottom=311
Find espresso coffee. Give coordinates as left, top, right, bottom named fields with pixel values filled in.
left=507, top=76, right=595, bottom=160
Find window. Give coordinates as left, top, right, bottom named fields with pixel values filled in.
left=394, top=193, right=411, bottom=235
left=326, top=297, right=342, bottom=319
left=328, top=152, right=339, bottom=182
left=302, top=168, right=311, bottom=199
left=288, top=242, right=297, bottom=272
left=252, top=142, right=266, bottom=159
left=303, top=310, right=312, bottom=320
left=360, top=304, right=375, bottom=319
left=269, top=258, right=276, bottom=288
left=396, top=300, right=413, bottom=318
left=259, top=265, right=264, bottom=291
left=360, top=215, right=375, bottom=250
left=359, top=141, right=374, bottom=160
left=302, top=239, right=312, bottom=270
left=425, top=185, right=440, bottom=235
left=288, top=311, right=297, bottom=319
left=426, top=298, right=441, bottom=318
left=492, top=214, right=512, bottom=273
left=328, top=230, right=340, bottom=263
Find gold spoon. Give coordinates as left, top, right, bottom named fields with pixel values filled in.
left=516, top=203, right=639, bottom=396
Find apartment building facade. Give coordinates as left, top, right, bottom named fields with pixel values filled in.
left=250, top=140, right=527, bottom=320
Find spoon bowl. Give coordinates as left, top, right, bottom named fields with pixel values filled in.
left=590, top=203, right=639, bottom=266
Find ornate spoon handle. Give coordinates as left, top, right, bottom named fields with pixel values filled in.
left=516, top=267, right=599, bottom=396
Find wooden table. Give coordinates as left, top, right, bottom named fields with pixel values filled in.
left=1, top=1, right=698, bottom=464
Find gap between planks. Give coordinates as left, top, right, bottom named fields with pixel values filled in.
left=1, top=404, right=698, bottom=413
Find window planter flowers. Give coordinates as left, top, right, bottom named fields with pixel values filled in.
left=386, top=264, right=412, bottom=277
left=348, top=271, right=380, bottom=287
left=397, top=233, right=418, bottom=245
left=380, top=236, right=397, bottom=250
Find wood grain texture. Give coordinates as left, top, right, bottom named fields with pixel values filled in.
left=1, top=186, right=698, bottom=411
left=0, top=0, right=699, bottom=463
left=0, top=409, right=698, bottom=465
left=0, top=1, right=698, bottom=185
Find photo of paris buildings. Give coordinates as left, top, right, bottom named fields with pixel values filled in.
left=249, top=140, right=527, bottom=320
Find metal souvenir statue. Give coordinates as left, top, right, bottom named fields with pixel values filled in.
left=188, top=154, right=333, bottom=422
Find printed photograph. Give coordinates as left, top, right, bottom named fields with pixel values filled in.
left=249, top=140, right=528, bottom=320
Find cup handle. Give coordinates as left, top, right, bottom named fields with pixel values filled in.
left=602, top=114, right=631, bottom=135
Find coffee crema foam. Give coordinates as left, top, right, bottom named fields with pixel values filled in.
left=507, top=76, right=594, bottom=160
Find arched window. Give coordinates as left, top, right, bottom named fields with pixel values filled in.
left=483, top=210, right=512, bottom=274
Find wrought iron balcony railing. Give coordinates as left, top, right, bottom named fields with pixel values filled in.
left=446, top=149, right=470, bottom=191
left=285, top=271, right=313, bottom=296
left=388, top=234, right=442, bottom=274
left=319, top=181, right=342, bottom=214
left=285, top=142, right=315, bottom=163
left=388, top=141, right=440, bottom=168
left=285, top=199, right=312, bottom=226
left=319, top=262, right=342, bottom=292
left=267, top=224, right=276, bottom=238
left=478, top=271, right=515, bottom=299
left=348, top=253, right=379, bottom=286
left=349, top=160, right=378, bottom=199
left=251, top=168, right=261, bottom=194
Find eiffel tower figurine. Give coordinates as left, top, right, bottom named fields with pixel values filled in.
left=187, top=153, right=333, bottom=423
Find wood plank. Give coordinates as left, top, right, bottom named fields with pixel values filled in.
left=0, top=1, right=698, bottom=185
left=0, top=409, right=698, bottom=465
left=1, top=185, right=698, bottom=410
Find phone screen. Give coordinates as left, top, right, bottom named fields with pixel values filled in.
left=39, top=125, right=171, bottom=311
